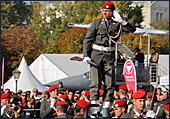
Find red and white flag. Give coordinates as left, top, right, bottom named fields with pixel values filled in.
left=2, top=57, right=4, bottom=91
left=123, top=60, right=137, bottom=93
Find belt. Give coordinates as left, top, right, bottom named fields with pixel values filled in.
left=92, top=44, right=115, bottom=52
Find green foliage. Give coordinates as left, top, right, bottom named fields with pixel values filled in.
left=1, top=1, right=32, bottom=30
left=150, top=19, right=169, bottom=30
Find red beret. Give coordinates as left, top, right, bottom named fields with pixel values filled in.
left=132, top=91, right=146, bottom=99
left=119, top=85, right=128, bottom=91
left=45, top=90, right=49, bottom=93
left=137, top=89, right=144, bottom=92
left=114, top=100, right=127, bottom=108
left=48, top=85, right=57, bottom=92
left=56, top=101, right=68, bottom=106
left=99, top=89, right=104, bottom=96
left=147, top=93, right=153, bottom=98
left=127, top=90, right=133, bottom=94
left=102, top=2, right=115, bottom=10
left=60, top=95, right=68, bottom=99
left=76, top=100, right=89, bottom=109
left=165, top=104, right=169, bottom=111
left=1, top=93, right=10, bottom=99
left=85, top=91, right=90, bottom=96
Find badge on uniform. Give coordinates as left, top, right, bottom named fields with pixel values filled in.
left=106, top=5, right=109, bottom=8
left=101, top=19, right=104, bottom=24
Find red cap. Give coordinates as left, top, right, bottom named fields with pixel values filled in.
left=48, top=85, right=57, bottom=92
left=119, top=85, right=128, bottom=91
left=127, top=90, right=133, bottom=94
left=56, top=101, right=68, bottom=106
left=147, top=93, right=153, bottom=98
left=60, top=95, right=68, bottom=99
left=45, top=90, right=49, bottom=93
left=1, top=93, right=10, bottom=99
left=99, top=89, right=104, bottom=96
left=137, top=89, right=144, bottom=92
left=102, top=2, right=115, bottom=10
left=85, top=91, right=90, bottom=96
left=113, top=100, right=127, bottom=108
left=76, top=100, right=89, bottom=109
left=165, top=104, right=169, bottom=111
left=132, top=91, right=146, bottom=99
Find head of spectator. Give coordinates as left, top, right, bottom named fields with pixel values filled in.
left=132, top=90, right=146, bottom=114
left=32, top=88, right=38, bottom=97
left=156, top=88, right=162, bottom=95
left=114, top=91, right=119, bottom=100
left=1, top=93, right=11, bottom=106
left=151, top=47, right=156, bottom=54
left=119, top=85, right=128, bottom=98
left=55, top=101, right=68, bottom=116
left=48, top=85, right=58, bottom=99
left=165, top=104, right=169, bottom=118
left=26, top=90, right=31, bottom=100
left=68, top=91, right=74, bottom=101
left=75, top=100, right=89, bottom=114
left=113, top=100, right=128, bottom=118
left=5, top=88, right=10, bottom=94
left=75, top=91, right=81, bottom=98
left=58, top=81, right=63, bottom=88
left=127, top=90, right=133, bottom=100
left=21, top=92, right=27, bottom=100
left=27, top=97, right=35, bottom=109
left=147, top=93, right=157, bottom=106
left=163, top=91, right=169, bottom=100
left=79, top=91, right=86, bottom=100
left=134, top=47, right=139, bottom=54
left=159, top=94, right=164, bottom=101
left=17, top=89, right=22, bottom=97
left=73, top=95, right=79, bottom=103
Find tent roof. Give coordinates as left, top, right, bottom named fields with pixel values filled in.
left=4, top=57, right=48, bottom=93
left=43, top=54, right=89, bottom=76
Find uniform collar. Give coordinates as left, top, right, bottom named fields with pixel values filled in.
left=133, top=108, right=143, bottom=117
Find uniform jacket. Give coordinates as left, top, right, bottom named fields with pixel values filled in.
left=121, top=109, right=146, bottom=118
left=56, top=113, right=68, bottom=118
left=83, top=17, right=136, bottom=64
left=40, top=100, right=56, bottom=118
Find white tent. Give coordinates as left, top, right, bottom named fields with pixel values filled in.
left=4, top=57, right=48, bottom=93
left=29, top=54, right=90, bottom=85
left=160, top=75, right=169, bottom=85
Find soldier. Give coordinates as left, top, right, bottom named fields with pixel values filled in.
left=85, top=91, right=91, bottom=103
left=113, top=100, right=128, bottom=118
left=1, top=93, right=11, bottom=117
left=58, top=81, right=66, bottom=94
left=40, top=85, right=58, bottom=118
left=55, top=101, right=69, bottom=118
left=83, top=1, right=136, bottom=117
left=74, top=100, right=89, bottom=116
left=121, top=90, right=147, bottom=118
left=144, top=93, right=166, bottom=118
left=164, top=104, right=169, bottom=118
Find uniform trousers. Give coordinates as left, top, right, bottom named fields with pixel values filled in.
left=90, top=57, right=115, bottom=102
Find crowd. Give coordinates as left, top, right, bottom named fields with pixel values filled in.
left=1, top=80, right=169, bottom=118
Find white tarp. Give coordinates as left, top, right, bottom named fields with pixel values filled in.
left=4, top=57, right=48, bottom=93
left=29, top=54, right=90, bottom=85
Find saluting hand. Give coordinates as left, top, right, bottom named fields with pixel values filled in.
left=112, top=10, right=127, bottom=25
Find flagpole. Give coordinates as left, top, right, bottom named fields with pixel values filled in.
left=2, top=57, right=4, bottom=91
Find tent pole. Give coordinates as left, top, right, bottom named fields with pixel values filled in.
left=147, top=34, right=150, bottom=67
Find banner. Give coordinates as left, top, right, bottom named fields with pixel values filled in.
left=123, top=60, right=137, bottom=93
left=2, top=57, right=4, bottom=91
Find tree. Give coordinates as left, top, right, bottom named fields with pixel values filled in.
left=1, top=1, right=33, bottom=30
left=150, top=19, right=169, bottom=30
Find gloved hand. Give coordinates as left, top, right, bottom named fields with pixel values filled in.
left=112, top=10, right=127, bottom=25
left=50, top=99, right=57, bottom=109
left=83, top=57, right=91, bottom=65
left=146, top=110, right=156, bottom=118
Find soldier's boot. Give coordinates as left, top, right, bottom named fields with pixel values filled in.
left=102, top=102, right=111, bottom=118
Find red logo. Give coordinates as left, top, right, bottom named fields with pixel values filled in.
left=123, top=60, right=137, bottom=93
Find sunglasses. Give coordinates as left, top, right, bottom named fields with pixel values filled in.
left=33, top=91, right=38, bottom=92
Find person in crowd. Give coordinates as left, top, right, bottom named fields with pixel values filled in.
left=164, top=104, right=169, bottom=118
left=156, top=88, right=162, bottom=101
left=98, top=89, right=104, bottom=104
left=84, top=91, right=91, bottom=103
left=5, top=88, right=10, bottom=94
left=134, top=48, right=145, bottom=66
left=32, top=88, right=39, bottom=100
left=79, top=90, right=86, bottom=100
left=67, top=91, right=74, bottom=106
left=26, top=90, right=31, bottom=101
left=144, top=93, right=166, bottom=118
left=83, top=1, right=136, bottom=117
left=117, top=85, right=128, bottom=102
left=1, top=93, right=11, bottom=117
left=113, top=91, right=119, bottom=100
left=73, top=95, right=79, bottom=104
left=126, top=90, right=133, bottom=105
left=113, top=100, right=128, bottom=118
left=57, top=81, right=66, bottom=94
left=149, top=47, right=159, bottom=82
left=74, top=100, right=89, bottom=117
left=74, top=91, right=81, bottom=98
left=40, top=85, right=58, bottom=118
left=55, top=101, right=70, bottom=118
left=21, top=92, right=28, bottom=108
left=121, top=90, right=152, bottom=118
left=25, top=98, right=36, bottom=118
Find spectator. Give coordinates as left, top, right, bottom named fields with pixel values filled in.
left=5, top=88, right=10, bottom=94
left=134, top=48, right=145, bottom=66
left=57, top=81, right=66, bottom=94
left=26, top=90, right=31, bottom=101
left=31, top=88, right=39, bottom=100
left=21, top=92, right=28, bottom=108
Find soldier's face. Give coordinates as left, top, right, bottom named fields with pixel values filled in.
left=1, top=98, right=10, bottom=106
left=133, top=99, right=145, bottom=111
left=102, top=9, right=113, bottom=19
left=114, top=107, right=125, bottom=117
